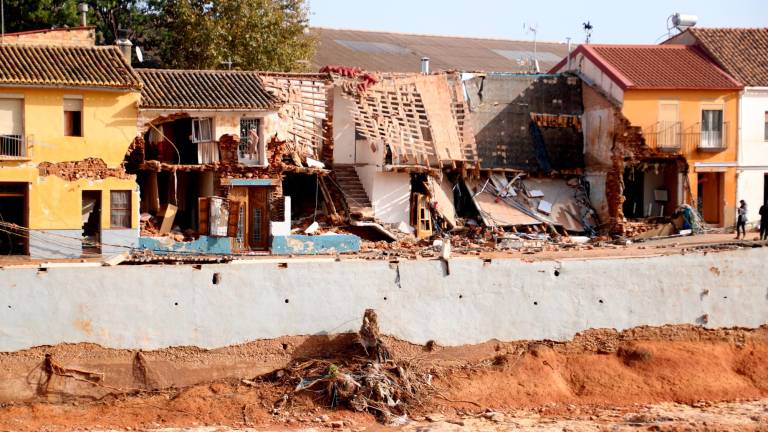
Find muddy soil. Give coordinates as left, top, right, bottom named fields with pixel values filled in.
left=0, top=325, right=766, bottom=431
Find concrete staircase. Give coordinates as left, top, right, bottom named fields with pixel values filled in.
left=333, top=165, right=372, bottom=215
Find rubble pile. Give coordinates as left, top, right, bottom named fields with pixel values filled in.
left=269, top=309, right=433, bottom=424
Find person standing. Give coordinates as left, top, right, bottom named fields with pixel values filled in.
left=735, top=200, right=747, bottom=239
left=760, top=201, right=768, bottom=241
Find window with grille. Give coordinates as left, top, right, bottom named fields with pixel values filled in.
left=110, top=190, right=131, bottom=229
left=239, top=118, right=262, bottom=164
left=191, top=117, right=213, bottom=143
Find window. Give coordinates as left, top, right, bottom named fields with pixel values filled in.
left=191, top=117, right=213, bottom=143
left=110, top=190, right=132, bottom=229
left=0, top=96, right=24, bottom=157
left=239, top=118, right=263, bottom=165
left=64, top=96, right=83, bottom=137
left=700, top=108, right=724, bottom=149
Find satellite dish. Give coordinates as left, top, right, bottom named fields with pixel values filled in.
left=135, top=46, right=144, bottom=63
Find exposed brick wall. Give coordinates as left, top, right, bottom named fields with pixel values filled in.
left=4, top=27, right=96, bottom=47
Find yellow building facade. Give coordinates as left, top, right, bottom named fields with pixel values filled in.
left=0, top=44, right=142, bottom=257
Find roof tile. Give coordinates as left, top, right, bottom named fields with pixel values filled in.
left=587, top=45, right=741, bottom=90
left=0, top=44, right=141, bottom=90
left=687, top=28, right=768, bottom=87
left=136, top=69, right=281, bottom=110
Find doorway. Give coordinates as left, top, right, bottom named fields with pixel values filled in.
left=228, top=186, right=271, bottom=251
left=0, top=182, right=28, bottom=255
left=697, top=172, right=724, bottom=225
left=81, top=191, right=102, bottom=254
left=763, top=174, right=768, bottom=207
left=622, top=169, right=645, bottom=218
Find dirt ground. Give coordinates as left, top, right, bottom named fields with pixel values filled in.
left=1, top=325, right=767, bottom=431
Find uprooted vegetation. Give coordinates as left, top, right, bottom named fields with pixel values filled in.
left=266, top=309, right=435, bottom=424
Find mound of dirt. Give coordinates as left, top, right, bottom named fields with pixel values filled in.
left=0, top=324, right=766, bottom=431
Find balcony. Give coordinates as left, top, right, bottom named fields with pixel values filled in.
left=642, top=122, right=729, bottom=154
left=0, top=134, right=27, bottom=159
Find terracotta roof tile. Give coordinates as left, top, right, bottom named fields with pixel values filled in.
left=588, top=45, right=741, bottom=90
left=552, top=44, right=742, bottom=90
left=0, top=44, right=141, bottom=90
left=687, top=28, right=768, bottom=87
left=136, top=69, right=281, bottom=110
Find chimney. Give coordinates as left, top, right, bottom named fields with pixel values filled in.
left=566, top=37, right=572, bottom=71
left=420, top=57, right=430, bottom=75
left=115, top=29, right=132, bottom=64
left=77, top=2, right=89, bottom=27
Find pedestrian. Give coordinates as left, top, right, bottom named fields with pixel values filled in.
left=760, top=201, right=768, bottom=241
left=735, top=200, right=747, bottom=239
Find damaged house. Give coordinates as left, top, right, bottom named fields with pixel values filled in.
left=458, top=72, right=598, bottom=237
left=127, top=69, right=338, bottom=254
left=0, top=42, right=143, bottom=258
left=553, top=44, right=742, bottom=231
left=328, top=67, right=477, bottom=237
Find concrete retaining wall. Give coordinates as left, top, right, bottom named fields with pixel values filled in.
left=2, top=247, right=767, bottom=352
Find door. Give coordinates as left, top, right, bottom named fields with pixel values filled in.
left=0, top=182, right=28, bottom=254
left=248, top=187, right=270, bottom=250
left=81, top=191, right=102, bottom=254
left=698, top=172, right=724, bottom=225
left=657, top=102, right=679, bottom=149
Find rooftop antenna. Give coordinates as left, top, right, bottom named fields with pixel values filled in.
left=523, top=22, right=539, bottom=72
left=583, top=21, right=593, bottom=44
left=221, top=57, right=233, bottom=70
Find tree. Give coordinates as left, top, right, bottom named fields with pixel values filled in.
left=154, top=0, right=316, bottom=71
left=1, top=0, right=79, bottom=33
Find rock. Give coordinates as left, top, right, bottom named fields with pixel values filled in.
left=319, top=414, right=331, bottom=422
left=426, top=413, right=446, bottom=422
left=330, top=420, right=345, bottom=428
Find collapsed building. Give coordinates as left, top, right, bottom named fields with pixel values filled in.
left=124, top=69, right=360, bottom=255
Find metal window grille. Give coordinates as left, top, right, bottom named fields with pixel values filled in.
left=239, top=118, right=261, bottom=162
left=250, top=208, right=262, bottom=244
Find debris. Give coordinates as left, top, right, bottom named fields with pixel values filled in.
left=305, top=221, right=320, bottom=234
left=275, top=309, right=433, bottom=424
left=102, top=253, right=128, bottom=267
left=397, top=221, right=415, bottom=235
left=158, top=204, right=177, bottom=235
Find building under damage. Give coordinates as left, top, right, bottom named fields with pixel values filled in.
left=0, top=26, right=742, bottom=259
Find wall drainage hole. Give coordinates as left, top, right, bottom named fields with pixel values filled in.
left=533, top=301, right=538, bottom=306
left=284, top=299, right=290, bottom=304
left=212, top=273, right=221, bottom=284
left=383, top=297, right=388, bottom=301
left=598, top=299, right=604, bottom=304
left=282, top=343, right=289, bottom=350
left=7, top=305, right=11, bottom=309
left=554, top=270, right=560, bottom=277
left=278, top=263, right=288, bottom=269
left=459, top=294, right=463, bottom=299
left=173, top=302, right=179, bottom=306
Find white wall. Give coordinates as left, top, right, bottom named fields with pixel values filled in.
left=555, top=53, right=624, bottom=104
left=2, top=247, right=767, bottom=352
left=332, top=88, right=357, bottom=165
left=737, top=88, right=768, bottom=222
left=371, top=172, right=411, bottom=225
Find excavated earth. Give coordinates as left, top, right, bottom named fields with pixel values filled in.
left=0, top=325, right=767, bottom=431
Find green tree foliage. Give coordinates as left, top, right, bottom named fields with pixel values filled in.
left=1, top=0, right=79, bottom=33
left=155, top=0, right=316, bottom=71
left=2, top=0, right=315, bottom=72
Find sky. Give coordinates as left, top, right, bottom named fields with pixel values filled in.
left=308, top=0, right=767, bottom=44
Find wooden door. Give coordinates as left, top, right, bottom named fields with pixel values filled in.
left=248, top=187, right=270, bottom=250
